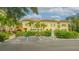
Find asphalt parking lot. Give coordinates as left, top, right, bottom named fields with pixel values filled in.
left=0, top=36, right=79, bottom=51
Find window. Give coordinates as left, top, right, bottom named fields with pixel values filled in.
left=61, top=29, right=67, bottom=31
left=51, top=24, right=52, bottom=26
left=54, top=24, right=55, bottom=26
left=62, top=24, right=66, bottom=27
left=51, top=24, right=55, bottom=27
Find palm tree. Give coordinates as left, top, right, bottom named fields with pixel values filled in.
left=35, top=22, right=41, bottom=31
left=34, top=21, right=42, bottom=36
left=40, top=23, right=47, bottom=31
left=27, top=20, right=34, bottom=31
left=27, top=20, right=34, bottom=26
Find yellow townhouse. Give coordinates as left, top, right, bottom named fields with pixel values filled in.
left=19, top=19, right=70, bottom=31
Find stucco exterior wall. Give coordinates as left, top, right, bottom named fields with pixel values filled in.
left=21, top=20, right=69, bottom=31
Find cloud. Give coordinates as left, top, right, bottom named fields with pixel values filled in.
left=49, top=7, right=77, bottom=16
left=22, top=7, right=79, bottom=20
left=39, top=7, right=77, bottom=17
left=50, top=15, right=62, bottom=19
left=23, top=13, right=42, bottom=19
left=32, top=13, right=42, bottom=18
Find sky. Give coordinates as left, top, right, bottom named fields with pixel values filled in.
left=23, top=7, right=79, bottom=20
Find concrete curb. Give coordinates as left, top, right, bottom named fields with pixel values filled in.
left=0, top=35, right=16, bottom=44
left=4, top=34, right=16, bottom=42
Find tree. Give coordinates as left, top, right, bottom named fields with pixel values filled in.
left=0, top=7, right=38, bottom=32
left=35, top=21, right=41, bottom=30
left=40, top=23, right=47, bottom=30
left=0, top=16, right=6, bottom=31
left=27, top=20, right=34, bottom=31
left=34, top=21, right=41, bottom=36
left=27, top=20, right=34, bottom=26
left=0, top=7, right=38, bottom=19
left=66, top=15, right=79, bottom=32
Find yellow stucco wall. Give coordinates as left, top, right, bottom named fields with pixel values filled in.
left=21, top=20, right=69, bottom=31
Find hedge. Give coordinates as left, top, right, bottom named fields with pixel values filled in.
left=54, top=30, right=79, bottom=39
left=16, top=30, right=51, bottom=37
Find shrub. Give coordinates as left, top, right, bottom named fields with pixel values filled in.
left=24, top=30, right=51, bottom=37
left=15, top=30, right=52, bottom=37
left=0, top=35, right=6, bottom=42
left=0, top=32, right=13, bottom=42
left=15, top=31, right=25, bottom=37
left=40, top=30, right=51, bottom=36
left=24, top=31, right=37, bottom=37
left=16, top=31, right=38, bottom=37
left=54, top=30, right=79, bottom=39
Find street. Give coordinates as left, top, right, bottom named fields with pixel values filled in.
left=0, top=36, right=79, bottom=51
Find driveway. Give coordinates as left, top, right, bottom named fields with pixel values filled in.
left=0, top=36, right=79, bottom=51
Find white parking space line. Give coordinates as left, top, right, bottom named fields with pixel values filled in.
left=39, top=37, right=41, bottom=40
left=27, top=37, right=29, bottom=40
